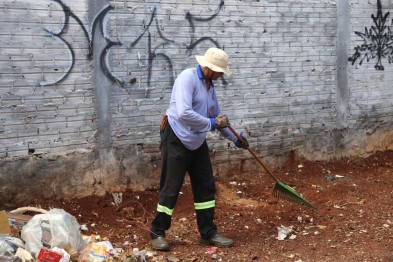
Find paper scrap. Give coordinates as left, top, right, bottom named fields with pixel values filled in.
left=0, top=210, right=11, bottom=234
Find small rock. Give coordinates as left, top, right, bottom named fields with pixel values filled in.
left=267, top=196, right=277, bottom=204
left=112, top=192, right=123, bottom=205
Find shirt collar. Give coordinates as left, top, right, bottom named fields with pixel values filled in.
left=196, top=65, right=214, bottom=88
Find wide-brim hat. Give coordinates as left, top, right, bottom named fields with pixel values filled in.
left=195, top=48, right=232, bottom=76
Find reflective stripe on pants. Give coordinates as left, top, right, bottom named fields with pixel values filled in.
left=194, top=200, right=216, bottom=210
left=157, top=204, right=174, bottom=216
left=150, top=123, right=217, bottom=239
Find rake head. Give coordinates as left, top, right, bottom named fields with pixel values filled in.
left=272, top=181, right=317, bottom=210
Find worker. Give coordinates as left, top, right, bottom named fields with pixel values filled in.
left=150, top=47, right=249, bottom=251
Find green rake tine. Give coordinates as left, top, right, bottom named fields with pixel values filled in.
left=273, top=181, right=317, bottom=210
left=227, top=124, right=317, bottom=210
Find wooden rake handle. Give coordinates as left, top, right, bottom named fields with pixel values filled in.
left=227, top=125, right=279, bottom=182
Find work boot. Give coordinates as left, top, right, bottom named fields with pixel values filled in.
left=201, top=233, right=234, bottom=247
left=151, top=236, right=169, bottom=251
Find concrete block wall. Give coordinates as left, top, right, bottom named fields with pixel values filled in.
left=1, top=0, right=393, bottom=205
left=106, top=0, right=339, bottom=162
left=0, top=0, right=95, bottom=159
left=346, top=0, right=393, bottom=153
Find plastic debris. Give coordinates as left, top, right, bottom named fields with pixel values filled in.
left=276, top=225, right=294, bottom=240
left=289, top=234, right=297, bottom=240
left=0, top=234, right=25, bottom=256
left=15, top=247, right=34, bottom=261
left=132, top=248, right=147, bottom=259
left=86, top=242, right=107, bottom=261
left=36, top=247, right=63, bottom=262
left=51, top=247, right=70, bottom=262
left=133, top=235, right=139, bottom=242
left=21, top=209, right=86, bottom=257
left=7, top=218, right=27, bottom=231
left=357, top=209, right=365, bottom=216
left=99, top=241, right=115, bottom=254
left=325, top=175, right=335, bottom=182
left=206, top=247, right=217, bottom=254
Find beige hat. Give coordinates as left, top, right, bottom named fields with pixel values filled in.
left=195, top=48, right=232, bottom=76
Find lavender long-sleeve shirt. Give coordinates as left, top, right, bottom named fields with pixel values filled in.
left=166, top=66, right=237, bottom=150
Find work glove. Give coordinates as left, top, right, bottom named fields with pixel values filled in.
left=214, top=115, right=229, bottom=129
left=235, top=132, right=249, bottom=149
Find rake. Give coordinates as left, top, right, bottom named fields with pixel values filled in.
left=227, top=125, right=317, bottom=210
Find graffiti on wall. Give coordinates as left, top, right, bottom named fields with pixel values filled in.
left=43, top=0, right=225, bottom=94
left=40, top=0, right=93, bottom=85
left=116, top=1, right=224, bottom=92
left=348, top=0, right=393, bottom=70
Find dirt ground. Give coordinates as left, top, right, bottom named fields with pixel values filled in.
left=9, top=150, right=393, bottom=261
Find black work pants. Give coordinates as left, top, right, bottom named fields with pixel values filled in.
left=150, top=123, right=217, bottom=240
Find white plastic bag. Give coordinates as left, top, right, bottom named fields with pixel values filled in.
left=0, top=234, right=25, bottom=257
left=21, top=208, right=86, bottom=257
